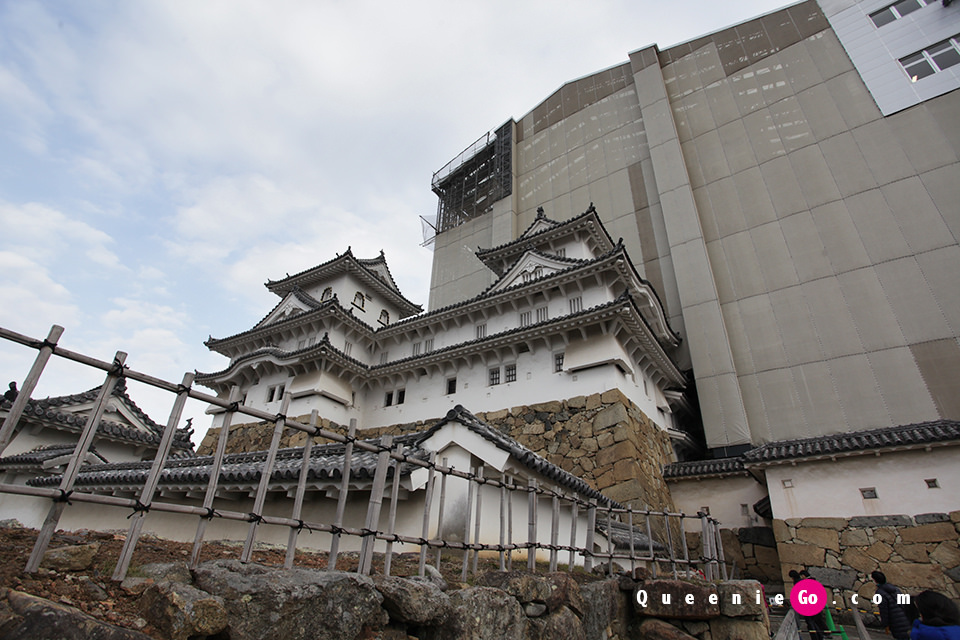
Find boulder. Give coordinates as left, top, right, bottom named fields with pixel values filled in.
left=718, top=580, right=766, bottom=617
left=527, top=605, right=585, bottom=640
left=636, top=618, right=698, bottom=640
left=581, top=579, right=630, bottom=640
left=424, top=586, right=527, bottom=640
left=544, top=571, right=584, bottom=616
left=135, top=561, right=192, bottom=584
left=635, top=579, right=720, bottom=620
left=737, top=527, right=777, bottom=548
left=806, top=567, right=857, bottom=590
left=1, top=588, right=153, bottom=640
left=193, top=559, right=387, bottom=640
left=473, top=571, right=551, bottom=604
left=709, top=616, right=770, bottom=640
left=373, top=575, right=451, bottom=625
left=140, top=581, right=228, bottom=640
left=41, top=543, right=100, bottom=571
left=900, top=522, right=957, bottom=544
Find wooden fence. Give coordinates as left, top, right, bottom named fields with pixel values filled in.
left=0, top=324, right=727, bottom=582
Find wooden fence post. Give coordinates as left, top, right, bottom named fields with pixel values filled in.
left=190, top=386, right=241, bottom=569
left=417, top=451, right=437, bottom=577
left=285, top=410, right=318, bottom=569
left=383, top=441, right=404, bottom=576
left=358, top=435, right=392, bottom=575
left=112, top=372, right=194, bottom=581
left=526, top=478, right=537, bottom=572
left=0, top=325, right=64, bottom=455
left=26, top=351, right=127, bottom=573
left=328, top=419, right=357, bottom=571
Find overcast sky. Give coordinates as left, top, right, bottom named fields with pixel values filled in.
left=0, top=0, right=790, bottom=441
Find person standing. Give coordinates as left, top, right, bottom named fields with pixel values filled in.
left=910, top=591, right=960, bottom=640
left=872, top=571, right=912, bottom=640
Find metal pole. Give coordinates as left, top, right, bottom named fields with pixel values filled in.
left=26, top=351, right=127, bottom=573
left=0, top=325, right=64, bottom=455
left=113, top=372, right=194, bottom=581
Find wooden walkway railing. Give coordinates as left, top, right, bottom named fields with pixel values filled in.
left=0, top=324, right=726, bottom=581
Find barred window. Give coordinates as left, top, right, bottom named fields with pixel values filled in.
left=519, top=311, right=531, bottom=327
left=476, top=323, right=487, bottom=339
left=424, top=337, right=434, bottom=352
left=412, top=342, right=422, bottom=356
left=396, top=389, right=405, bottom=405
left=554, top=352, right=564, bottom=372
left=505, top=363, right=517, bottom=383
left=384, top=391, right=393, bottom=407
left=489, top=367, right=501, bottom=386
left=536, top=306, right=549, bottom=323
left=569, top=296, right=582, bottom=313
left=446, top=377, right=457, bottom=394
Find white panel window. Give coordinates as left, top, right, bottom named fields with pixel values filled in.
left=413, top=342, right=422, bottom=356
left=536, top=306, right=549, bottom=323
left=424, top=337, right=434, bottom=352
left=900, top=35, right=960, bottom=82
left=519, top=311, right=531, bottom=327
left=476, top=323, right=487, bottom=339
left=569, top=296, right=582, bottom=314
left=344, top=341, right=353, bottom=357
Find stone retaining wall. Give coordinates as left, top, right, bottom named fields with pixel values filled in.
left=775, top=511, right=960, bottom=600
left=196, top=390, right=678, bottom=512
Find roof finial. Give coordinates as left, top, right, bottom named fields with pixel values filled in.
left=586, top=202, right=596, bottom=214
left=536, top=206, right=545, bottom=218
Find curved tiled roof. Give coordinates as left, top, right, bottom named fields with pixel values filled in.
left=742, top=419, right=960, bottom=464
left=264, top=248, right=422, bottom=316
left=0, top=379, right=194, bottom=452
left=662, top=457, right=746, bottom=479
left=0, top=443, right=108, bottom=469
left=28, top=406, right=618, bottom=509
left=475, top=204, right=614, bottom=259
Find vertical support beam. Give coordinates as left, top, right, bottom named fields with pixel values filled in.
left=191, top=386, right=241, bottom=569
left=606, top=507, right=614, bottom=577
left=549, top=491, right=559, bottom=573
left=460, top=466, right=475, bottom=583
left=433, top=457, right=448, bottom=571
left=241, top=392, right=291, bottom=563
left=285, top=410, right=318, bottom=569
left=646, top=512, right=655, bottom=577
left=417, top=451, right=437, bottom=577
left=498, top=476, right=507, bottom=571
left=471, top=465, right=484, bottom=576
left=714, top=519, right=728, bottom=580
left=664, top=511, right=677, bottom=579
left=584, top=499, right=596, bottom=573
left=628, top=507, right=636, bottom=575
left=506, top=476, right=514, bottom=571
left=568, top=499, right=578, bottom=572
left=113, top=372, right=194, bottom=581
left=26, top=351, right=126, bottom=573
left=679, top=515, right=690, bottom=576
left=328, top=419, right=357, bottom=571
left=358, top=435, right=392, bottom=575
left=700, top=512, right=714, bottom=581
left=526, top=478, right=538, bottom=572
left=0, top=325, right=64, bottom=455
left=383, top=441, right=404, bottom=577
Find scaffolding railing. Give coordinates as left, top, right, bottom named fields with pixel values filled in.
left=0, top=324, right=725, bottom=582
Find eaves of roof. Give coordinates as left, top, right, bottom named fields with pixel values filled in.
left=265, top=250, right=422, bottom=316
left=662, top=457, right=747, bottom=480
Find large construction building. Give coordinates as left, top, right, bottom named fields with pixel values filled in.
left=426, top=0, right=960, bottom=458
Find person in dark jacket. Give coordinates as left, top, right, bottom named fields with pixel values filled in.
left=872, top=571, right=913, bottom=640
left=910, top=590, right=960, bottom=640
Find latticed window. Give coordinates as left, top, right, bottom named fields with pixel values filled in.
left=489, top=367, right=501, bottom=386
left=569, top=296, right=582, bottom=313
left=519, top=311, right=531, bottom=327
left=476, top=324, right=486, bottom=339
left=554, top=352, right=564, bottom=372
left=505, top=363, right=517, bottom=383
left=536, top=306, right=549, bottom=323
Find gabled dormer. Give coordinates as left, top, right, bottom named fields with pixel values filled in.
left=486, top=250, right=583, bottom=294
left=255, top=290, right=317, bottom=329
left=476, top=204, right=616, bottom=277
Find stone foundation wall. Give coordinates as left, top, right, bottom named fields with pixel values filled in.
left=684, top=527, right=783, bottom=587
left=774, top=511, right=960, bottom=600
left=196, top=390, right=678, bottom=512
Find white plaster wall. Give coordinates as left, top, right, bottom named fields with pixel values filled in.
left=764, top=447, right=960, bottom=520
left=668, top=474, right=769, bottom=531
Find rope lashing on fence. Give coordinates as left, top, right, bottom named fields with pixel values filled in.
left=247, top=512, right=263, bottom=524
left=126, top=500, right=151, bottom=518
left=203, top=508, right=220, bottom=520
left=52, top=489, right=73, bottom=505
left=110, top=356, right=128, bottom=377
left=295, top=520, right=315, bottom=534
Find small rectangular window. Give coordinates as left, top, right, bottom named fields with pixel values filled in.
left=380, top=351, right=389, bottom=364
left=925, top=478, right=939, bottom=489
left=860, top=487, right=878, bottom=499
left=297, top=339, right=306, bottom=349
left=569, top=296, right=582, bottom=314
left=424, top=338, right=434, bottom=352
left=505, top=363, right=517, bottom=383
left=536, top=306, right=549, bottom=323
left=476, top=324, right=487, bottom=339
left=489, top=367, right=501, bottom=386
left=782, top=479, right=793, bottom=489
left=266, top=384, right=285, bottom=403
left=344, top=341, right=353, bottom=357
left=446, top=377, right=457, bottom=395
left=412, top=342, right=422, bottom=356
left=556, top=248, right=566, bottom=258
left=554, top=352, right=564, bottom=372
left=307, top=337, right=315, bottom=347
left=520, top=311, right=531, bottom=327
left=396, top=389, right=405, bottom=405
left=384, top=391, right=393, bottom=407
